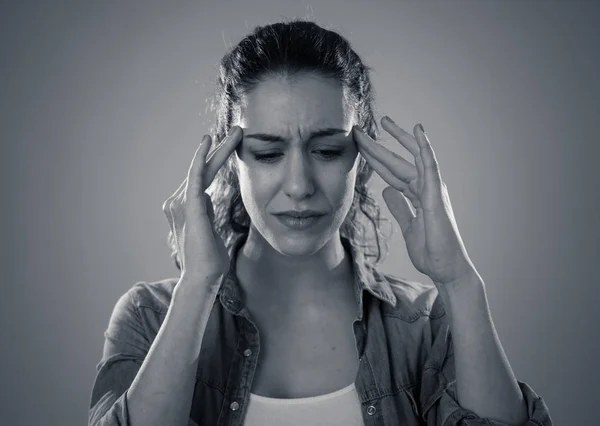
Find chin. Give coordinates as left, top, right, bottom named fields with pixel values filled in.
left=270, top=238, right=328, bottom=258
left=266, top=216, right=334, bottom=256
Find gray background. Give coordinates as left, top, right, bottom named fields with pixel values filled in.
left=2, top=0, right=598, bottom=425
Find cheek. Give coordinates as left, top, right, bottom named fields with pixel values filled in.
left=235, top=158, right=275, bottom=206
left=338, top=171, right=359, bottom=204
left=321, top=162, right=359, bottom=207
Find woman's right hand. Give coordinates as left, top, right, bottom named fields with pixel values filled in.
left=162, top=126, right=243, bottom=289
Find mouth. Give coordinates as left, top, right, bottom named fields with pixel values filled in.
left=274, top=213, right=325, bottom=229
left=276, top=214, right=324, bottom=219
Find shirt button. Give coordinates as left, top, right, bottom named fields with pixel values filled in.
left=243, top=348, right=252, bottom=357
left=224, top=298, right=238, bottom=309
left=366, top=405, right=377, bottom=415
left=230, top=401, right=240, bottom=411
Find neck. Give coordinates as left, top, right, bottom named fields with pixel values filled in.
left=237, top=226, right=353, bottom=293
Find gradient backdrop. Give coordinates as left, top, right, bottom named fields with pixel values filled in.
left=2, top=1, right=598, bottom=425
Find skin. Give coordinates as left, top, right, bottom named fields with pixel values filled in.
left=225, top=73, right=529, bottom=423
left=353, top=120, right=529, bottom=424
left=228, top=73, right=367, bottom=397
left=232, top=74, right=362, bottom=297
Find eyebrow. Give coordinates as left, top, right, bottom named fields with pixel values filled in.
left=243, top=127, right=348, bottom=143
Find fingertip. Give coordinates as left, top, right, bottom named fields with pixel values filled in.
left=200, top=135, right=212, bottom=157
left=200, top=134, right=211, bottom=147
left=413, top=124, right=426, bottom=147
left=382, top=116, right=395, bottom=126
left=352, top=125, right=364, bottom=137
left=229, top=126, right=243, bottom=138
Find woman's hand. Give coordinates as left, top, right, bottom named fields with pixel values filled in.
left=162, top=127, right=243, bottom=287
left=353, top=117, right=475, bottom=286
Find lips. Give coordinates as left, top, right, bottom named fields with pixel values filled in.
left=278, top=214, right=323, bottom=218
left=274, top=213, right=324, bottom=230
left=275, top=210, right=325, bottom=218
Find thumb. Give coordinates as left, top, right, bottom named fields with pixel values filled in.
left=382, top=186, right=415, bottom=235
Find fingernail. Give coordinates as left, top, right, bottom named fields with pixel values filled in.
left=384, top=116, right=395, bottom=124
left=418, top=123, right=425, bottom=134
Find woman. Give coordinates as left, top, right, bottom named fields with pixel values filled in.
left=89, top=20, right=552, bottom=426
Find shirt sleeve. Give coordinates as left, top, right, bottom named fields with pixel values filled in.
left=419, top=317, right=552, bottom=426
left=88, top=290, right=151, bottom=426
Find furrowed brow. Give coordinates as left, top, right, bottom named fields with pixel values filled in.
left=244, top=127, right=347, bottom=143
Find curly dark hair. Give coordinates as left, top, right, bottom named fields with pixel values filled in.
left=168, top=18, right=394, bottom=272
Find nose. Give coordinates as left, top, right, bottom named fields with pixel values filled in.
left=282, top=149, right=315, bottom=200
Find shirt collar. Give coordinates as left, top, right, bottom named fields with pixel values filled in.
left=217, top=231, right=398, bottom=320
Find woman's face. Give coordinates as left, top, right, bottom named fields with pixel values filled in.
left=234, top=74, right=362, bottom=256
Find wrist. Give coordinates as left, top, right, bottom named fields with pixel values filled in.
left=434, top=266, right=482, bottom=293
left=174, top=274, right=222, bottom=299
left=435, top=268, right=485, bottom=313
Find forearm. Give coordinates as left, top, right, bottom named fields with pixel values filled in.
left=435, top=269, right=528, bottom=426
left=125, top=276, right=220, bottom=426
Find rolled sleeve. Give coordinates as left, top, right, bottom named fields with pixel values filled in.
left=432, top=380, right=551, bottom=426
left=88, top=290, right=150, bottom=426
left=420, top=316, right=552, bottom=426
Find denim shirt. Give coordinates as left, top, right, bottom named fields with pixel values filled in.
left=89, top=232, right=552, bottom=426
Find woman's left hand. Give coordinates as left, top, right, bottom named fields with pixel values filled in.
left=353, top=116, right=476, bottom=286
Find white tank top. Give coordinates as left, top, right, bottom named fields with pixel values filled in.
left=243, top=382, right=365, bottom=426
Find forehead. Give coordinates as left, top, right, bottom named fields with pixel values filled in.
left=237, top=74, right=353, bottom=136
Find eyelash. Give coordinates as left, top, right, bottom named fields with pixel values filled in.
left=253, top=150, right=344, bottom=163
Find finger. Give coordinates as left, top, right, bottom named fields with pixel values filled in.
left=358, top=147, right=421, bottom=209
left=353, top=126, right=417, bottom=184
left=163, top=177, right=187, bottom=214
left=172, top=177, right=188, bottom=201
left=400, top=185, right=421, bottom=211
left=163, top=201, right=174, bottom=238
left=168, top=201, right=180, bottom=263
left=185, top=134, right=212, bottom=199
left=205, top=194, right=216, bottom=223
left=414, top=123, right=442, bottom=187
left=382, top=186, right=416, bottom=234
left=204, top=126, right=243, bottom=187
left=381, top=116, right=420, bottom=158
left=415, top=155, right=425, bottom=190
left=403, top=179, right=421, bottom=210
left=162, top=184, right=184, bottom=235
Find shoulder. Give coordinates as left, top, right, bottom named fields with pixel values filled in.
left=121, top=277, right=180, bottom=314
left=372, top=269, right=447, bottom=323
left=103, top=278, right=180, bottom=343
left=367, top=270, right=454, bottom=367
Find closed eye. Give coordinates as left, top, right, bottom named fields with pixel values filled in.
left=253, top=150, right=344, bottom=163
